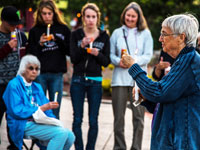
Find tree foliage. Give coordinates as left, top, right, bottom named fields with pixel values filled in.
left=1, top=0, right=200, bottom=49
left=67, top=0, right=200, bottom=49
left=0, top=0, right=39, bottom=10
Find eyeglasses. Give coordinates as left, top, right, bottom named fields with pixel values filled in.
left=160, top=33, right=179, bottom=37
left=27, top=66, right=40, bottom=71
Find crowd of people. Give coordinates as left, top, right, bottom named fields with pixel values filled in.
left=1, top=0, right=200, bottom=150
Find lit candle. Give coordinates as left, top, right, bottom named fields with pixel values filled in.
left=89, top=38, right=94, bottom=49
left=47, top=24, right=51, bottom=37
left=54, top=92, right=58, bottom=102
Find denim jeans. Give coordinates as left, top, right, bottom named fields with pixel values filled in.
left=36, top=72, right=63, bottom=119
left=70, top=76, right=102, bottom=150
left=24, top=122, right=75, bottom=150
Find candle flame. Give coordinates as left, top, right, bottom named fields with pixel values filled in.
left=48, top=24, right=51, bottom=28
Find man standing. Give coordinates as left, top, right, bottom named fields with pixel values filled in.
left=0, top=6, right=27, bottom=150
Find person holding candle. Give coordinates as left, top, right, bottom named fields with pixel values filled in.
left=70, top=3, right=110, bottom=150
left=122, top=13, right=200, bottom=150
left=110, top=2, right=153, bottom=150
left=0, top=6, right=28, bottom=150
left=27, top=0, right=71, bottom=119
left=3, top=55, right=75, bottom=150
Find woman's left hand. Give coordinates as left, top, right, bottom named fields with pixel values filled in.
left=122, top=54, right=135, bottom=68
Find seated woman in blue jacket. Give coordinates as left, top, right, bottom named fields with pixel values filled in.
left=122, top=13, right=200, bottom=150
left=3, top=55, right=75, bottom=150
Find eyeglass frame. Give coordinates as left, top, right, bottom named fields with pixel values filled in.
left=160, top=32, right=180, bottom=37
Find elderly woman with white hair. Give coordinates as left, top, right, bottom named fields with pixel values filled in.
left=3, top=55, right=75, bottom=150
left=122, top=13, right=200, bottom=149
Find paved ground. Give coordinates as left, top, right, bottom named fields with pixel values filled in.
left=0, top=97, right=152, bottom=150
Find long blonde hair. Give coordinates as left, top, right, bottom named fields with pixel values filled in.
left=81, top=3, right=101, bottom=27
left=33, top=0, right=66, bottom=26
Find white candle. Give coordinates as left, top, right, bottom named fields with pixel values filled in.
left=133, top=50, right=141, bottom=107
left=47, top=24, right=51, bottom=37
left=134, top=83, right=139, bottom=101
left=89, top=42, right=93, bottom=49
left=133, top=83, right=141, bottom=107
left=54, top=92, right=58, bottom=102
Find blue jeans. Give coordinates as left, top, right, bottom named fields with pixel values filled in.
left=70, top=76, right=102, bottom=150
left=36, top=73, right=63, bottom=119
left=24, top=122, right=75, bottom=150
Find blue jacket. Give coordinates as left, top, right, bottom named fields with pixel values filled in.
left=128, top=47, right=200, bottom=150
left=3, top=75, right=55, bottom=150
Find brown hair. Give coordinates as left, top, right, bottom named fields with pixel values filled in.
left=81, top=3, right=101, bottom=27
left=33, top=0, right=66, bottom=26
left=120, top=2, right=148, bottom=31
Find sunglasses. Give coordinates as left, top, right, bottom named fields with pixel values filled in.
left=28, top=66, right=40, bottom=71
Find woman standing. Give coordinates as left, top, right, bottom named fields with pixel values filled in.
left=110, top=2, right=153, bottom=150
left=27, top=0, right=71, bottom=119
left=70, top=3, right=110, bottom=150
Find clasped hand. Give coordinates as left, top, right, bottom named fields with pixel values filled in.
left=121, top=53, right=135, bottom=68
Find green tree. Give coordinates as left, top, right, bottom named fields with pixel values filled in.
left=67, top=0, right=200, bottom=49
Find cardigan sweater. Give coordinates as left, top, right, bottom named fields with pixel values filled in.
left=3, top=75, right=55, bottom=150
left=128, top=46, right=200, bottom=150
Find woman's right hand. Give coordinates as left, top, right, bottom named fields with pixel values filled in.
left=40, top=102, right=59, bottom=112
left=81, top=37, right=92, bottom=48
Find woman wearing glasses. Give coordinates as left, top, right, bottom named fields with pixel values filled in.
left=122, top=13, right=200, bottom=150
left=27, top=0, right=71, bottom=119
left=3, top=55, right=75, bottom=150
left=70, top=3, right=110, bottom=150
left=110, top=2, right=153, bottom=150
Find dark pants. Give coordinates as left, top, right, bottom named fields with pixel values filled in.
left=112, top=86, right=145, bottom=150
left=0, top=84, right=18, bottom=150
left=70, top=76, right=102, bottom=150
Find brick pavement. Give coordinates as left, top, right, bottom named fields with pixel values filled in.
left=0, top=97, right=152, bottom=150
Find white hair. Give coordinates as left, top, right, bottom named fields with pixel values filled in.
left=17, top=55, right=40, bottom=76
left=162, top=13, right=199, bottom=47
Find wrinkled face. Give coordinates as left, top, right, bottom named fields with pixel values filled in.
left=41, top=7, right=54, bottom=25
left=124, top=8, right=138, bottom=28
left=83, top=8, right=98, bottom=29
left=23, top=64, right=40, bottom=83
left=159, top=26, right=181, bottom=56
